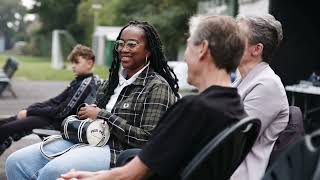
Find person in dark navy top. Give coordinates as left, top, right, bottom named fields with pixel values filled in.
left=0, top=44, right=98, bottom=155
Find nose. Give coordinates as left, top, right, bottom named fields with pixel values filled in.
left=120, top=45, right=130, bottom=53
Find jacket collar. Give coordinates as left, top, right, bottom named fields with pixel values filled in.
left=131, top=64, right=154, bottom=86
left=76, top=73, right=93, bottom=81
left=233, top=62, right=269, bottom=87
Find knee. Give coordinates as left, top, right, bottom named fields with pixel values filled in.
left=5, top=152, right=23, bottom=177
left=38, top=164, right=71, bottom=180
left=6, top=151, right=21, bottom=169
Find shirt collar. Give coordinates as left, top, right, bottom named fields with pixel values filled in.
left=119, top=62, right=150, bottom=86
left=75, top=73, right=93, bottom=81
left=232, top=62, right=269, bottom=87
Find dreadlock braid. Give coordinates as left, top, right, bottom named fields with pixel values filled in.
left=105, top=20, right=180, bottom=103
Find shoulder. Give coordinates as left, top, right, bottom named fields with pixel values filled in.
left=240, top=66, right=286, bottom=98
left=68, top=78, right=78, bottom=87
left=178, top=94, right=212, bottom=112
left=75, top=75, right=97, bottom=88
left=253, top=71, right=286, bottom=98
left=92, top=75, right=104, bottom=86
left=145, top=70, right=171, bottom=89
left=160, top=94, right=201, bottom=119
left=239, top=67, right=289, bottom=114
left=166, top=93, right=234, bottom=126
left=256, top=66, right=283, bottom=87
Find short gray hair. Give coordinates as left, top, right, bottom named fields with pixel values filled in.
left=188, top=15, right=246, bottom=73
left=236, top=14, right=283, bottom=63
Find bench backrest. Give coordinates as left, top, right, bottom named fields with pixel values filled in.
left=2, top=57, right=19, bottom=78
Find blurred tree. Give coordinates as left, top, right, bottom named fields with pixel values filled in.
left=30, top=0, right=80, bottom=34
left=0, top=0, right=27, bottom=49
left=77, top=0, right=197, bottom=59
left=77, top=0, right=235, bottom=60
left=77, top=0, right=95, bottom=45
left=98, top=0, right=120, bottom=26
left=112, top=0, right=198, bottom=59
left=77, top=0, right=119, bottom=45
left=28, top=0, right=82, bottom=56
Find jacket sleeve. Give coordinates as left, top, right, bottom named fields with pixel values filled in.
left=55, top=77, right=97, bottom=119
left=97, top=83, right=177, bottom=147
left=26, top=86, right=70, bottom=117
left=27, top=77, right=97, bottom=119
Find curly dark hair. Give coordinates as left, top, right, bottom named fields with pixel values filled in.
left=105, top=20, right=180, bottom=101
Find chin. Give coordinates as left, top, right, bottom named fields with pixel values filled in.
left=121, top=63, right=129, bottom=68
left=73, top=72, right=81, bottom=76
left=121, top=64, right=134, bottom=71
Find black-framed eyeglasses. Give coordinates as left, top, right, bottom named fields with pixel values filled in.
left=114, top=40, right=140, bottom=52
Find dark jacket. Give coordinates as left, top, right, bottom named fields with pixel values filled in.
left=27, top=73, right=98, bottom=122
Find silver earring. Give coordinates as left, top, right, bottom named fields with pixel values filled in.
left=145, top=56, right=148, bottom=64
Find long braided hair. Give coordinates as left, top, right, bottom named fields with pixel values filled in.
left=105, top=20, right=180, bottom=101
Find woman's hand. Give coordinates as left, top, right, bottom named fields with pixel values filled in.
left=77, top=104, right=101, bottom=120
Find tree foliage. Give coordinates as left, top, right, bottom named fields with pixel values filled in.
left=76, top=0, right=198, bottom=59
left=25, top=0, right=236, bottom=58
left=30, top=0, right=80, bottom=34
left=76, top=0, right=120, bottom=45
left=27, top=0, right=82, bottom=55
left=0, top=0, right=27, bottom=48
left=110, top=0, right=199, bottom=59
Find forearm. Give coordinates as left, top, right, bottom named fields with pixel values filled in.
left=91, top=157, right=151, bottom=180
left=120, top=156, right=151, bottom=180
left=58, top=157, right=150, bottom=180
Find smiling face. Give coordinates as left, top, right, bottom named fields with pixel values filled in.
left=117, top=26, right=150, bottom=78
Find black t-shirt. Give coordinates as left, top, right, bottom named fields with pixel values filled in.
left=138, top=85, right=247, bottom=178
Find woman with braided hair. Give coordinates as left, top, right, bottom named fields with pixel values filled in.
left=5, top=20, right=179, bottom=180
left=106, top=20, right=180, bottom=100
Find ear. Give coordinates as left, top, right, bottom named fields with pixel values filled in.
left=199, top=40, right=209, bottom=61
left=252, top=43, right=263, bottom=56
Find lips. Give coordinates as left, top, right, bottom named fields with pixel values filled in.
left=120, top=55, right=133, bottom=63
left=121, top=56, right=131, bottom=60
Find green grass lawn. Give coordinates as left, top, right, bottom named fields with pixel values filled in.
left=0, top=54, right=109, bottom=80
